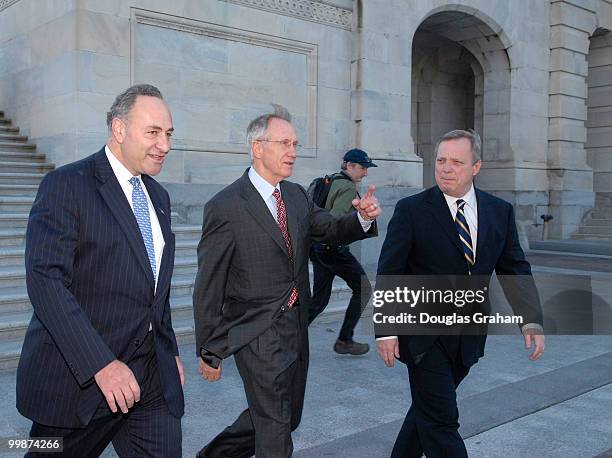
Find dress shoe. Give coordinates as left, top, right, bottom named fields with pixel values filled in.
left=333, top=339, right=370, bottom=355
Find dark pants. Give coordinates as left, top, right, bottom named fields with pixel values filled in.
left=308, top=244, right=372, bottom=341
left=28, top=332, right=182, bottom=458
left=200, top=306, right=307, bottom=458
left=391, top=337, right=471, bottom=458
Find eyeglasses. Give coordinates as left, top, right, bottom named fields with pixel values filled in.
left=256, top=139, right=300, bottom=149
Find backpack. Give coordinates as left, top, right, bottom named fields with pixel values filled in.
left=307, top=173, right=351, bottom=208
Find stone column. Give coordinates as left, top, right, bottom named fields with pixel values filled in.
left=547, top=0, right=598, bottom=238
left=351, top=0, right=422, bottom=188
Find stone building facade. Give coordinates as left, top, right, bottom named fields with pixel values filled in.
left=0, top=0, right=611, bottom=263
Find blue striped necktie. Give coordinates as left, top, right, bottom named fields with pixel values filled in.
left=455, top=199, right=475, bottom=268
left=129, top=177, right=156, bottom=281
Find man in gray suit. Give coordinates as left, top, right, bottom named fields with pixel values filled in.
left=193, top=105, right=381, bottom=458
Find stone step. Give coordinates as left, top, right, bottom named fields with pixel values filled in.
left=0, top=246, right=24, bottom=267
left=175, top=240, right=198, bottom=257
left=590, top=211, right=612, bottom=219
left=170, top=274, right=196, bottom=298
left=0, top=339, right=23, bottom=371
left=0, top=133, right=27, bottom=142
left=0, top=118, right=12, bottom=125
left=173, top=256, right=197, bottom=277
left=0, top=228, right=26, bottom=247
left=572, top=233, right=612, bottom=241
left=0, top=287, right=30, bottom=313
left=0, top=266, right=25, bottom=289
left=0, top=196, right=34, bottom=213
left=0, top=151, right=47, bottom=163
left=0, top=310, right=31, bottom=340
left=574, top=225, right=612, bottom=236
left=0, top=126, right=18, bottom=133
left=0, top=184, right=39, bottom=196
left=0, top=161, right=54, bottom=174
left=0, top=213, right=29, bottom=229
left=0, top=141, right=35, bottom=152
left=582, top=217, right=612, bottom=227
left=173, top=225, right=202, bottom=241
left=0, top=172, right=45, bottom=185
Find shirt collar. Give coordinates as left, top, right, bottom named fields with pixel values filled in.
left=248, top=166, right=279, bottom=200
left=105, top=145, right=140, bottom=185
left=443, top=183, right=476, bottom=210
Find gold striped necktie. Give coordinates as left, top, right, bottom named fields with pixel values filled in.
left=455, top=199, right=475, bottom=269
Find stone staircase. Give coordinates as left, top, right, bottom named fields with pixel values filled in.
left=0, top=110, right=352, bottom=370
left=572, top=192, right=612, bottom=241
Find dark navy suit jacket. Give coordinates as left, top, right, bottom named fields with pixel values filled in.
left=17, top=148, right=184, bottom=428
left=377, top=186, right=543, bottom=367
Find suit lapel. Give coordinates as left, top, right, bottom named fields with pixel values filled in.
left=94, top=150, right=155, bottom=285
left=142, top=175, right=172, bottom=294
left=474, top=188, right=489, bottom=268
left=239, top=171, right=289, bottom=257
left=426, top=187, right=464, bottom=258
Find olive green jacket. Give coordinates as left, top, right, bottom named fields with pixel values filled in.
left=325, top=171, right=357, bottom=217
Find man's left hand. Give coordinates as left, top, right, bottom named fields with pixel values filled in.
left=175, top=356, right=185, bottom=386
left=524, top=330, right=545, bottom=361
left=352, top=185, right=381, bottom=221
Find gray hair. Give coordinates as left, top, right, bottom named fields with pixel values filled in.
left=434, top=129, right=482, bottom=163
left=246, top=104, right=292, bottom=156
left=106, top=84, right=164, bottom=131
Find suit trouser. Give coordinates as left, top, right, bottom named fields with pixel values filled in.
left=391, top=337, right=471, bottom=458
left=201, top=307, right=307, bottom=458
left=27, top=331, right=182, bottom=458
left=308, top=245, right=372, bottom=341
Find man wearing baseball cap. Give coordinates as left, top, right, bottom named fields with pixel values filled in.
left=309, top=148, right=377, bottom=355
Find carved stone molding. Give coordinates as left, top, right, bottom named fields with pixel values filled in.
left=219, top=0, right=352, bottom=30
left=131, top=8, right=319, bottom=156
left=0, top=0, right=20, bottom=13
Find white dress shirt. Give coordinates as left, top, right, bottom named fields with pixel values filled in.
left=248, top=166, right=373, bottom=231
left=105, top=146, right=165, bottom=292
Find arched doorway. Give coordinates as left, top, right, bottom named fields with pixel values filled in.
left=411, top=10, right=511, bottom=188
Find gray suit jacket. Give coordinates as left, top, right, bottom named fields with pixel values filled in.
left=193, top=169, right=376, bottom=361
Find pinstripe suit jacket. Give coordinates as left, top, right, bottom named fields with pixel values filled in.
left=17, top=148, right=184, bottom=428
left=193, top=169, right=377, bottom=362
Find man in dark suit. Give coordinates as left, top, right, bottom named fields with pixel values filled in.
left=17, top=84, right=184, bottom=457
left=193, top=104, right=381, bottom=458
left=376, top=129, right=545, bottom=457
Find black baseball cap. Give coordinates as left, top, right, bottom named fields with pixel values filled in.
left=343, top=149, right=377, bottom=167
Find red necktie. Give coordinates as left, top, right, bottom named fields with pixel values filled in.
left=273, top=189, right=298, bottom=308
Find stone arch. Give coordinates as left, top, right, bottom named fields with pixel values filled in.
left=411, top=7, right=511, bottom=187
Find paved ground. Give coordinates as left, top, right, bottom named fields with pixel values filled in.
left=0, top=248, right=610, bottom=457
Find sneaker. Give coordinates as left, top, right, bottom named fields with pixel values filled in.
left=333, top=339, right=370, bottom=355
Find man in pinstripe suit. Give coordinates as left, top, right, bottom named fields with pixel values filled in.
left=193, top=105, right=381, bottom=458
left=17, top=84, right=184, bottom=457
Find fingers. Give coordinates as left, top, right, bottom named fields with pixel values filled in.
left=103, top=391, right=118, bottom=413
left=198, top=359, right=222, bottom=382
left=94, top=360, right=140, bottom=415
left=376, top=340, right=398, bottom=368
left=115, top=389, right=130, bottom=414
left=176, top=356, right=185, bottom=387
left=524, top=333, right=545, bottom=361
left=530, top=336, right=545, bottom=361
left=129, top=379, right=141, bottom=403
left=364, top=185, right=376, bottom=199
